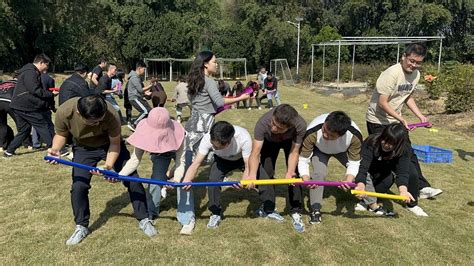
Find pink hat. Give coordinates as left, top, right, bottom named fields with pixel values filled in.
left=126, top=107, right=185, bottom=153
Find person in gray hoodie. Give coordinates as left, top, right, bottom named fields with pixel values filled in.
left=127, top=60, right=153, bottom=131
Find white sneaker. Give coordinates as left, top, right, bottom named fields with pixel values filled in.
left=180, top=218, right=195, bottom=235
left=258, top=107, right=262, bottom=110
left=248, top=107, right=252, bottom=110
left=161, top=187, right=167, bottom=199
left=406, top=205, right=428, bottom=217
left=66, top=225, right=90, bottom=245
left=355, top=202, right=368, bottom=211
left=290, top=213, right=305, bottom=232
left=207, top=215, right=221, bottom=229
left=266, top=212, right=285, bottom=222
left=139, top=218, right=158, bottom=237
left=419, top=187, right=443, bottom=199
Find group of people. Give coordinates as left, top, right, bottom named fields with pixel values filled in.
left=0, top=54, right=59, bottom=157
left=2, top=43, right=442, bottom=246
left=217, top=68, right=281, bottom=110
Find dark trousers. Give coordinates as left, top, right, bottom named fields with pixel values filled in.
left=130, top=98, right=152, bottom=127
left=6, top=109, right=54, bottom=154
left=0, top=101, right=15, bottom=149
left=367, top=122, right=431, bottom=189
left=369, top=164, right=420, bottom=207
left=258, top=139, right=303, bottom=214
left=71, top=141, right=148, bottom=227
left=208, top=156, right=245, bottom=215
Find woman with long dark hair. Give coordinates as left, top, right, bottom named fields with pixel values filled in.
left=174, top=51, right=249, bottom=235
left=354, top=123, right=428, bottom=216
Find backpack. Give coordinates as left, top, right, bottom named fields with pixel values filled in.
left=150, top=82, right=167, bottom=107
left=0, top=80, right=17, bottom=100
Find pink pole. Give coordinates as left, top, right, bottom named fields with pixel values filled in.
left=296, top=181, right=356, bottom=187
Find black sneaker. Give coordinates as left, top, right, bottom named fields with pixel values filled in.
left=370, top=206, right=396, bottom=217
left=309, top=211, right=322, bottom=224
left=3, top=151, right=14, bottom=158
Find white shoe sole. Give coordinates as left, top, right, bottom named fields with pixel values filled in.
left=420, top=190, right=443, bottom=199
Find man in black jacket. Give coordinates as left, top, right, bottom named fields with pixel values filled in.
left=4, top=54, right=58, bottom=157
left=59, top=63, right=91, bottom=105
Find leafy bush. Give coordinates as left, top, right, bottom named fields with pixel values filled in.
left=443, top=64, right=474, bottom=113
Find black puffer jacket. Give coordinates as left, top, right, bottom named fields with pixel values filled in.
left=59, top=73, right=91, bottom=105
left=10, top=63, right=55, bottom=111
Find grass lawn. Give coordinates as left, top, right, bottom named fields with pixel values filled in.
left=0, top=81, right=473, bottom=264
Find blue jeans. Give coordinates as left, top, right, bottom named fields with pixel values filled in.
left=150, top=151, right=195, bottom=225
left=177, top=187, right=194, bottom=225
left=274, top=91, right=281, bottom=105
left=175, top=149, right=196, bottom=225
left=31, top=127, right=41, bottom=148
left=105, top=94, right=124, bottom=122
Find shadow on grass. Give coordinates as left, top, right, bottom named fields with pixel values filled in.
left=299, top=186, right=400, bottom=219
left=143, top=171, right=404, bottom=221
left=89, top=191, right=132, bottom=231
left=455, top=149, right=474, bottom=161
left=9, top=148, right=48, bottom=157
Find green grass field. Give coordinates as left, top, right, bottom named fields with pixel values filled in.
left=1, top=81, right=473, bottom=264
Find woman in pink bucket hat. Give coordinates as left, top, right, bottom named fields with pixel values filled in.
left=119, top=107, right=185, bottom=229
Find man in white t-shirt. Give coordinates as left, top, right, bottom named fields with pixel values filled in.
left=366, top=43, right=442, bottom=199
left=182, top=121, right=252, bottom=229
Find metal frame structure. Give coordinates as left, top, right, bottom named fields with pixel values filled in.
left=310, top=36, right=445, bottom=88
left=144, top=58, right=193, bottom=81
left=216, top=58, right=248, bottom=81
left=144, top=57, right=247, bottom=81
left=270, top=59, right=294, bottom=86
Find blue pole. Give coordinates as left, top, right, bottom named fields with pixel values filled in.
left=44, top=156, right=240, bottom=187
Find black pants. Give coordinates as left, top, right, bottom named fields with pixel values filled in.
left=71, top=141, right=148, bottom=227
left=6, top=109, right=54, bottom=154
left=208, top=156, right=245, bottom=215
left=0, top=101, right=15, bottom=149
left=130, top=98, right=152, bottom=127
left=369, top=164, right=420, bottom=207
left=258, top=139, right=303, bottom=214
left=367, top=122, right=431, bottom=189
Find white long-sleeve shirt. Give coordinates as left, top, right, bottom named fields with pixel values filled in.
left=298, top=114, right=363, bottom=177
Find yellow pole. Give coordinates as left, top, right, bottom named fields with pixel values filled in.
left=351, top=190, right=408, bottom=201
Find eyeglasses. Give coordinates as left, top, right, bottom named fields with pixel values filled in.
left=406, top=57, right=423, bottom=67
